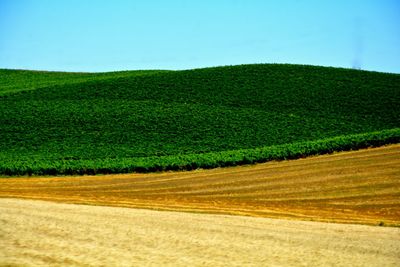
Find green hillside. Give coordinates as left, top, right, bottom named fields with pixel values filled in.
left=0, top=69, right=168, bottom=95
left=1, top=64, right=399, bottom=175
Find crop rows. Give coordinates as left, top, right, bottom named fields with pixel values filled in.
left=0, top=128, right=398, bottom=175
left=0, top=64, right=399, bottom=175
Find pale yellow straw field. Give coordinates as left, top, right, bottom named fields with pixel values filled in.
left=1, top=198, right=399, bottom=267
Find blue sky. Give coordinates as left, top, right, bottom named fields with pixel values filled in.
left=1, top=0, right=399, bottom=73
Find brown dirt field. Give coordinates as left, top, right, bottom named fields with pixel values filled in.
left=0, top=144, right=399, bottom=226
left=1, top=198, right=400, bottom=267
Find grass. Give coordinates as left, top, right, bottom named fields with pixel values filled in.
left=1, top=144, right=399, bottom=226
left=0, top=64, right=399, bottom=175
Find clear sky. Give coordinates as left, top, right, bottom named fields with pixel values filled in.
left=1, top=0, right=399, bottom=73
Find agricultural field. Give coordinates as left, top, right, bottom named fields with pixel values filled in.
left=0, top=68, right=168, bottom=95
left=1, top=144, right=399, bottom=226
left=1, top=63, right=399, bottom=265
left=1, top=64, right=400, bottom=175
left=1, top=198, right=400, bottom=267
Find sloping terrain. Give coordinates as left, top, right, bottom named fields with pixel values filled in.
left=0, top=64, right=399, bottom=175
left=1, top=144, right=399, bottom=226
left=0, top=68, right=167, bottom=95
left=1, top=198, right=399, bottom=267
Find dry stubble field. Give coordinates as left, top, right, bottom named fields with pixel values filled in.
left=0, top=144, right=399, bottom=225
left=1, top=145, right=400, bottom=266
left=1, top=198, right=400, bottom=267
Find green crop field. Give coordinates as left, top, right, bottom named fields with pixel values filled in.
left=0, top=64, right=399, bottom=175
left=0, top=69, right=168, bottom=95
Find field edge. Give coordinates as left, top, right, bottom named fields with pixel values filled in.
left=1, top=128, right=399, bottom=176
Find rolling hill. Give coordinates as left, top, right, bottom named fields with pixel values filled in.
left=0, top=68, right=168, bottom=95
left=0, top=64, right=399, bottom=175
